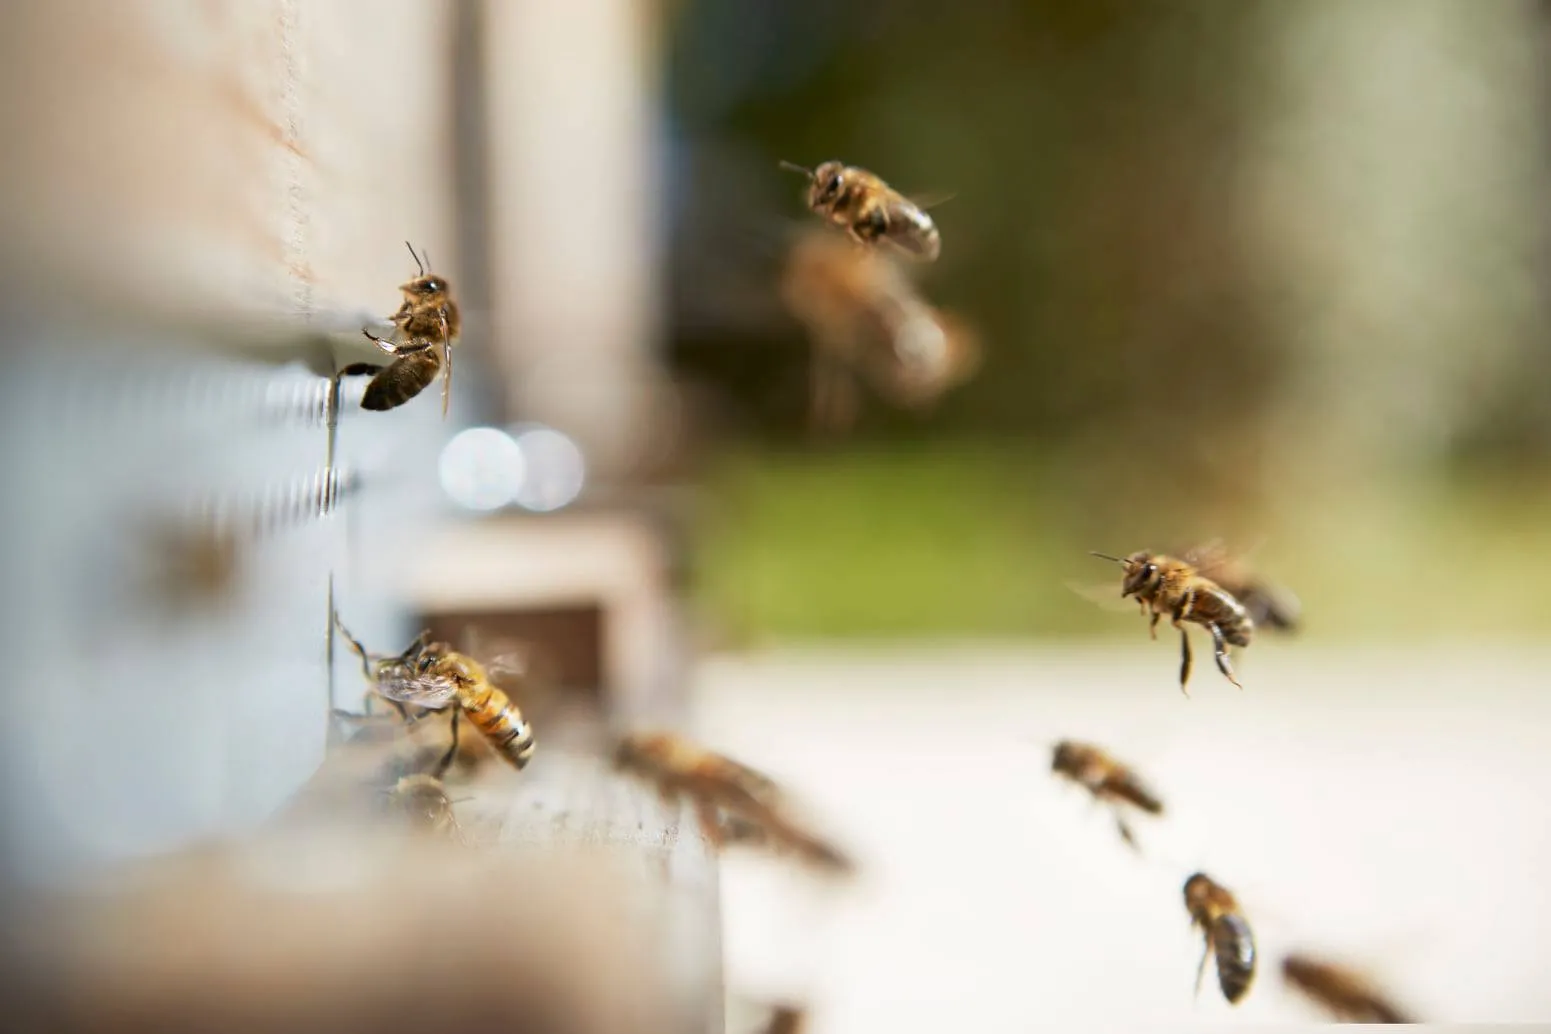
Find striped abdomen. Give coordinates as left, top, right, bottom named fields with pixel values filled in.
left=457, top=681, right=535, bottom=769
left=1103, top=770, right=1164, bottom=814
left=362, top=351, right=440, bottom=411
left=1212, top=913, right=1257, bottom=1004
left=1196, top=584, right=1254, bottom=647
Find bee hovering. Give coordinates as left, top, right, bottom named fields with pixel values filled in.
left=338, top=241, right=461, bottom=417
left=1090, top=550, right=1254, bottom=695
left=1281, top=953, right=1415, bottom=1024
left=1184, top=872, right=1257, bottom=1006
left=612, top=731, right=854, bottom=875
left=332, top=612, right=535, bottom=776
left=1049, top=740, right=1164, bottom=851
left=780, top=159, right=942, bottom=262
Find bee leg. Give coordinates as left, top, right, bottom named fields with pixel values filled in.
left=1193, top=937, right=1212, bottom=1002
left=361, top=328, right=408, bottom=357
left=1148, top=606, right=1161, bottom=640
left=1177, top=628, right=1194, bottom=697
left=432, top=709, right=460, bottom=779
left=1112, top=809, right=1140, bottom=853
left=333, top=612, right=376, bottom=683
left=1209, top=625, right=1243, bottom=690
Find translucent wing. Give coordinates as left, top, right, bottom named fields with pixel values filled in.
left=907, top=190, right=957, bottom=210
left=1065, top=578, right=1140, bottom=614
left=374, top=669, right=460, bottom=708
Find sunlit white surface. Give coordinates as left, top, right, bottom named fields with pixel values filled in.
left=510, top=424, right=586, bottom=512
left=438, top=427, right=526, bottom=511
left=695, top=643, right=1551, bottom=1029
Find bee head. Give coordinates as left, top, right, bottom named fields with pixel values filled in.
left=1183, top=872, right=1215, bottom=913
left=1090, top=550, right=1161, bottom=597
left=1050, top=740, right=1077, bottom=773
left=809, top=160, right=847, bottom=207
left=401, top=274, right=449, bottom=303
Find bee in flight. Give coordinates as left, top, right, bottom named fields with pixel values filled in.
left=780, top=159, right=942, bottom=262
left=1090, top=550, right=1253, bottom=695
left=1281, top=953, right=1415, bottom=1024
left=1178, top=540, right=1300, bottom=634
left=338, top=241, right=461, bottom=417
left=1184, top=872, right=1257, bottom=1006
left=333, top=611, right=535, bottom=775
left=612, top=731, right=853, bottom=875
left=381, top=773, right=469, bottom=840
left=760, top=1004, right=806, bottom=1034
left=1049, top=740, right=1163, bottom=851
left=781, top=226, right=979, bottom=433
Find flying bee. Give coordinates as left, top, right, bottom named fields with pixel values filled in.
left=1281, top=953, right=1415, bottom=1024
left=1049, top=740, right=1163, bottom=851
left=1184, top=872, right=1257, bottom=1006
left=381, top=773, right=469, bottom=839
left=1090, top=550, right=1254, bottom=695
left=761, top=1004, right=806, bottom=1034
left=332, top=612, right=535, bottom=775
left=781, top=227, right=979, bottom=433
left=612, top=731, right=854, bottom=875
left=338, top=241, right=460, bottom=417
left=1179, top=540, right=1301, bottom=633
left=780, top=159, right=941, bottom=262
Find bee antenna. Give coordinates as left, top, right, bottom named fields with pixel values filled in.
left=1089, top=551, right=1125, bottom=563
left=778, top=160, right=814, bottom=180
left=404, top=241, right=425, bottom=276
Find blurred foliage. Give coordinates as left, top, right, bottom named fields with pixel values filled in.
left=693, top=444, right=1551, bottom=642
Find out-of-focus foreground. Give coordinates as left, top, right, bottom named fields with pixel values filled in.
left=1, top=1, right=1548, bottom=1031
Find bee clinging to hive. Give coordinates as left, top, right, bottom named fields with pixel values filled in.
left=1184, top=872, right=1257, bottom=1005
left=1090, top=550, right=1254, bottom=695
left=780, top=159, right=942, bottom=262
left=338, top=241, right=460, bottom=417
left=612, top=731, right=854, bottom=875
left=333, top=612, right=535, bottom=775
left=1281, top=953, right=1415, bottom=1024
left=1049, top=739, right=1163, bottom=851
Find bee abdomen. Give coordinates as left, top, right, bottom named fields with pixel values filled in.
left=1213, top=914, right=1257, bottom=1003
left=361, top=353, right=439, bottom=411
left=464, top=685, right=535, bottom=770
left=1107, top=773, right=1163, bottom=814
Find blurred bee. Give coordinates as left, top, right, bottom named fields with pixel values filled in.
left=781, top=227, right=979, bottom=433
left=1184, top=872, right=1256, bottom=1005
left=1049, top=740, right=1163, bottom=851
left=1090, top=550, right=1253, bottom=694
left=333, top=612, right=535, bottom=774
left=1180, top=540, right=1301, bottom=633
left=780, top=159, right=941, bottom=261
left=761, top=1004, right=806, bottom=1034
left=382, top=773, right=468, bottom=839
left=1281, top=953, right=1414, bottom=1024
left=338, top=241, right=460, bottom=417
left=612, top=731, right=853, bottom=875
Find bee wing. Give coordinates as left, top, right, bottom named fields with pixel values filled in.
left=373, top=671, right=460, bottom=708
left=906, top=190, right=957, bottom=211
left=1064, top=579, right=1139, bottom=614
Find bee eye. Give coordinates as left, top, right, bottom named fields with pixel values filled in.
left=824, top=173, right=843, bottom=198
left=1142, top=563, right=1157, bottom=579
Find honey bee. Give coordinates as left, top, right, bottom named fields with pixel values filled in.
left=761, top=1004, right=807, bottom=1034
left=612, top=731, right=853, bottom=874
left=1180, top=540, right=1301, bottom=633
left=333, top=612, right=535, bottom=774
left=382, top=773, right=467, bottom=839
left=338, top=241, right=460, bottom=417
left=1090, top=550, right=1253, bottom=694
left=1049, top=740, right=1163, bottom=851
left=1281, top=953, right=1415, bottom=1024
left=1184, top=872, right=1257, bottom=1005
left=780, top=159, right=941, bottom=261
left=781, top=227, right=979, bottom=432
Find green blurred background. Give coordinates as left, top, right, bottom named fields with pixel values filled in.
left=661, top=0, right=1551, bottom=643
